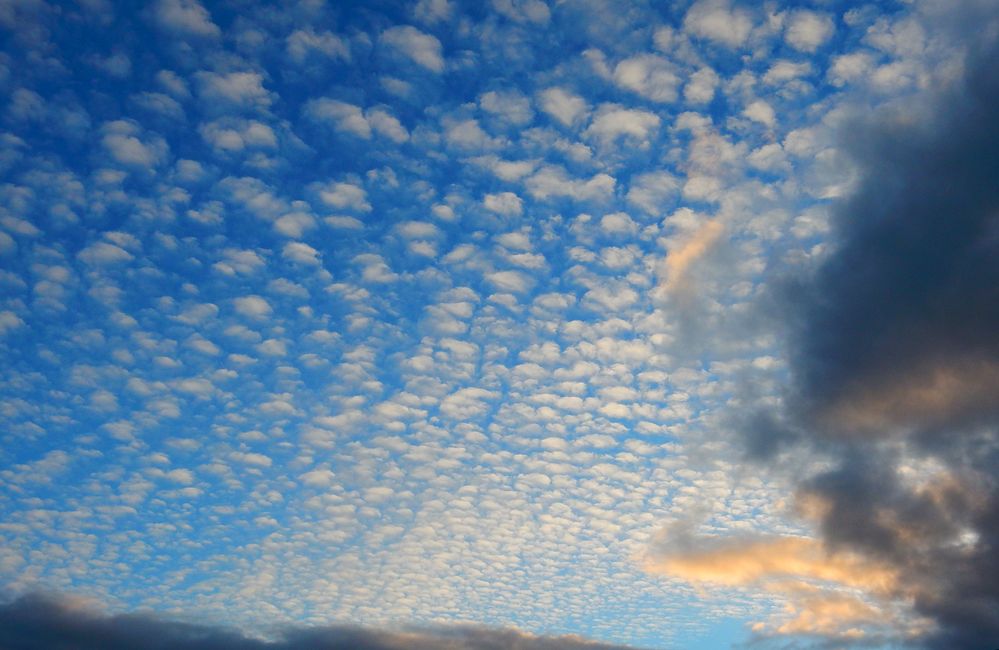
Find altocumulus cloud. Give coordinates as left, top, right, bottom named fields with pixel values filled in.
left=0, top=593, right=644, bottom=650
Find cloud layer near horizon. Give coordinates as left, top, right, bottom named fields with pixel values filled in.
left=0, top=593, right=642, bottom=650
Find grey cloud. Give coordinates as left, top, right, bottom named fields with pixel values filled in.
left=0, top=593, right=647, bottom=650
left=754, top=33, right=999, bottom=648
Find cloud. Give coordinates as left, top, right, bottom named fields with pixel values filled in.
left=827, top=52, right=876, bottom=88
left=283, top=242, right=320, bottom=265
left=152, top=0, right=219, bottom=39
left=645, top=532, right=910, bottom=640
left=443, top=117, right=500, bottom=151
left=525, top=166, right=614, bottom=202
left=101, top=120, right=168, bottom=167
left=196, top=71, right=272, bottom=110
left=746, top=36, right=999, bottom=648
left=483, top=191, right=523, bottom=216
left=0, top=310, right=25, bottom=335
left=286, top=29, right=349, bottom=63
left=537, top=87, right=588, bottom=127
left=200, top=119, right=277, bottom=153
left=626, top=171, right=680, bottom=215
left=304, top=100, right=408, bottom=142
left=414, top=0, right=452, bottom=24
left=0, top=593, right=644, bottom=650
left=612, top=55, right=680, bottom=103
left=77, top=241, right=134, bottom=266
left=583, top=104, right=660, bottom=148
left=486, top=270, right=533, bottom=293
left=492, top=0, right=550, bottom=25
left=479, top=89, right=534, bottom=125
left=683, top=0, right=754, bottom=48
left=233, top=295, right=272, bottom=318
left=381, top=25, right=444, bottom=73
left=742, top=100, right=775, bottom=128
left=316, top=181, right=371, bottom=212
left=304, top=99, right=371, bottom=138
left=353, top=253, right=398, bottom=283
left=683, top=67, right=719, bottom=104
left=784, top=10, right=835, bottom=53
left=658, top=218, right=724, bottom=295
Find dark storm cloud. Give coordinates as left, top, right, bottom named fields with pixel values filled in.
left=0, top=593, right=645, bottom=650
left=757, top=32, right=999, bottom=649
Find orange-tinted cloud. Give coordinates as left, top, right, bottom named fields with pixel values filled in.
left=658, top=218, right=724, bottom=295
left=644, top=532, right=921, bottom=640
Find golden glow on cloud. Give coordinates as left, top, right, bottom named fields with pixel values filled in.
left=658, top=219, right=724, bottom=295
left=820, top=358, right=999, bottom=433
left=643, top=532, right=911, bottom=640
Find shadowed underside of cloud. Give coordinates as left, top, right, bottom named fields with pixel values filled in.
left=778, top=33, right=999, bottom=649
left=0, top=593, right=645, bottom=650
left=652, top=29, right=999, bottom=650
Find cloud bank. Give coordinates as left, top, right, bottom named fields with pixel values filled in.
left=0, top=593, right=643, bottom=650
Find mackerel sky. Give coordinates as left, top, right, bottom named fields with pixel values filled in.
left=2, top=1, right=998, bottom=649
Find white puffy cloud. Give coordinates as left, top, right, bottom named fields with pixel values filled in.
left=283, top=241, right=321, bottom=265
left=486, top=270, right=533, bottom=293
left=613, top=55, right=681, bottom=103
left=230, top=451, right=272, bottom=468
left=304, top=99, right=408, bottom=142
left=101, top=120, right=167, bottom=167
left=365, top=108, right=409, bottom=142
left=684, top=67, right=719, bottom=104
left=233, top=295, right=272, bottom=318
left=583, top=284, right=640, bottom=311
left=583, top=104, right=660, bottom=148
left=525, top=166, right=615, bottom=202
left=827, top=51, right=875, bottom=87
left=196, top=71, right=272, bottom=109
left=683, top=0, right=754, bottom=48
left=763, top=60, right=812, bottom=85
left=317, top=181, right=371, bottom=212
left=305, top=99, right=370, bottom=138
left=274, top=212, right=316, bottom=238
left=480, top=89, right=534, bottom=125
left=215, top=248, right=266, bottom=276
left=743, top=100, right=776, bottom=128
left=747, top=143, right=789, bottom=171
left=325, top=215, right=365, bottom=230
left=538, top=87, right=588, bottom=127
left=600, top=212, right=639, bottom=236
left=0, top=310, right=25, bottom=335
left=354, top=253, right=398, bottom=283
left=0, top=231, right=14, bottom=255
left=439, top=387, right=498, bottom=419
left=444, top=117, right=500, bottom=151
left=78, top=241, right=134, bottom=265
left=152, top=0, right=219, bottom=38
left=200, top=119, right=277, bottom=152
left=483, top=192, right=523, bottom=216
left=626, top=172, right=680, bottom=215
left=785, top=10, right=835, bottom=52
left=381, top=25, right=444, bottom=72
left=287, top=28, right=350, bottom=62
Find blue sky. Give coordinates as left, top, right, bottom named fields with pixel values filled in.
left=2, top=1, right=997, bottom=649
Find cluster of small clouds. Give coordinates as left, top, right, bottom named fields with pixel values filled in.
left=1, top=0, right=993, bottom=649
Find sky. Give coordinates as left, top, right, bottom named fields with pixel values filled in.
left=1, top=0, right=998, bottom=648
